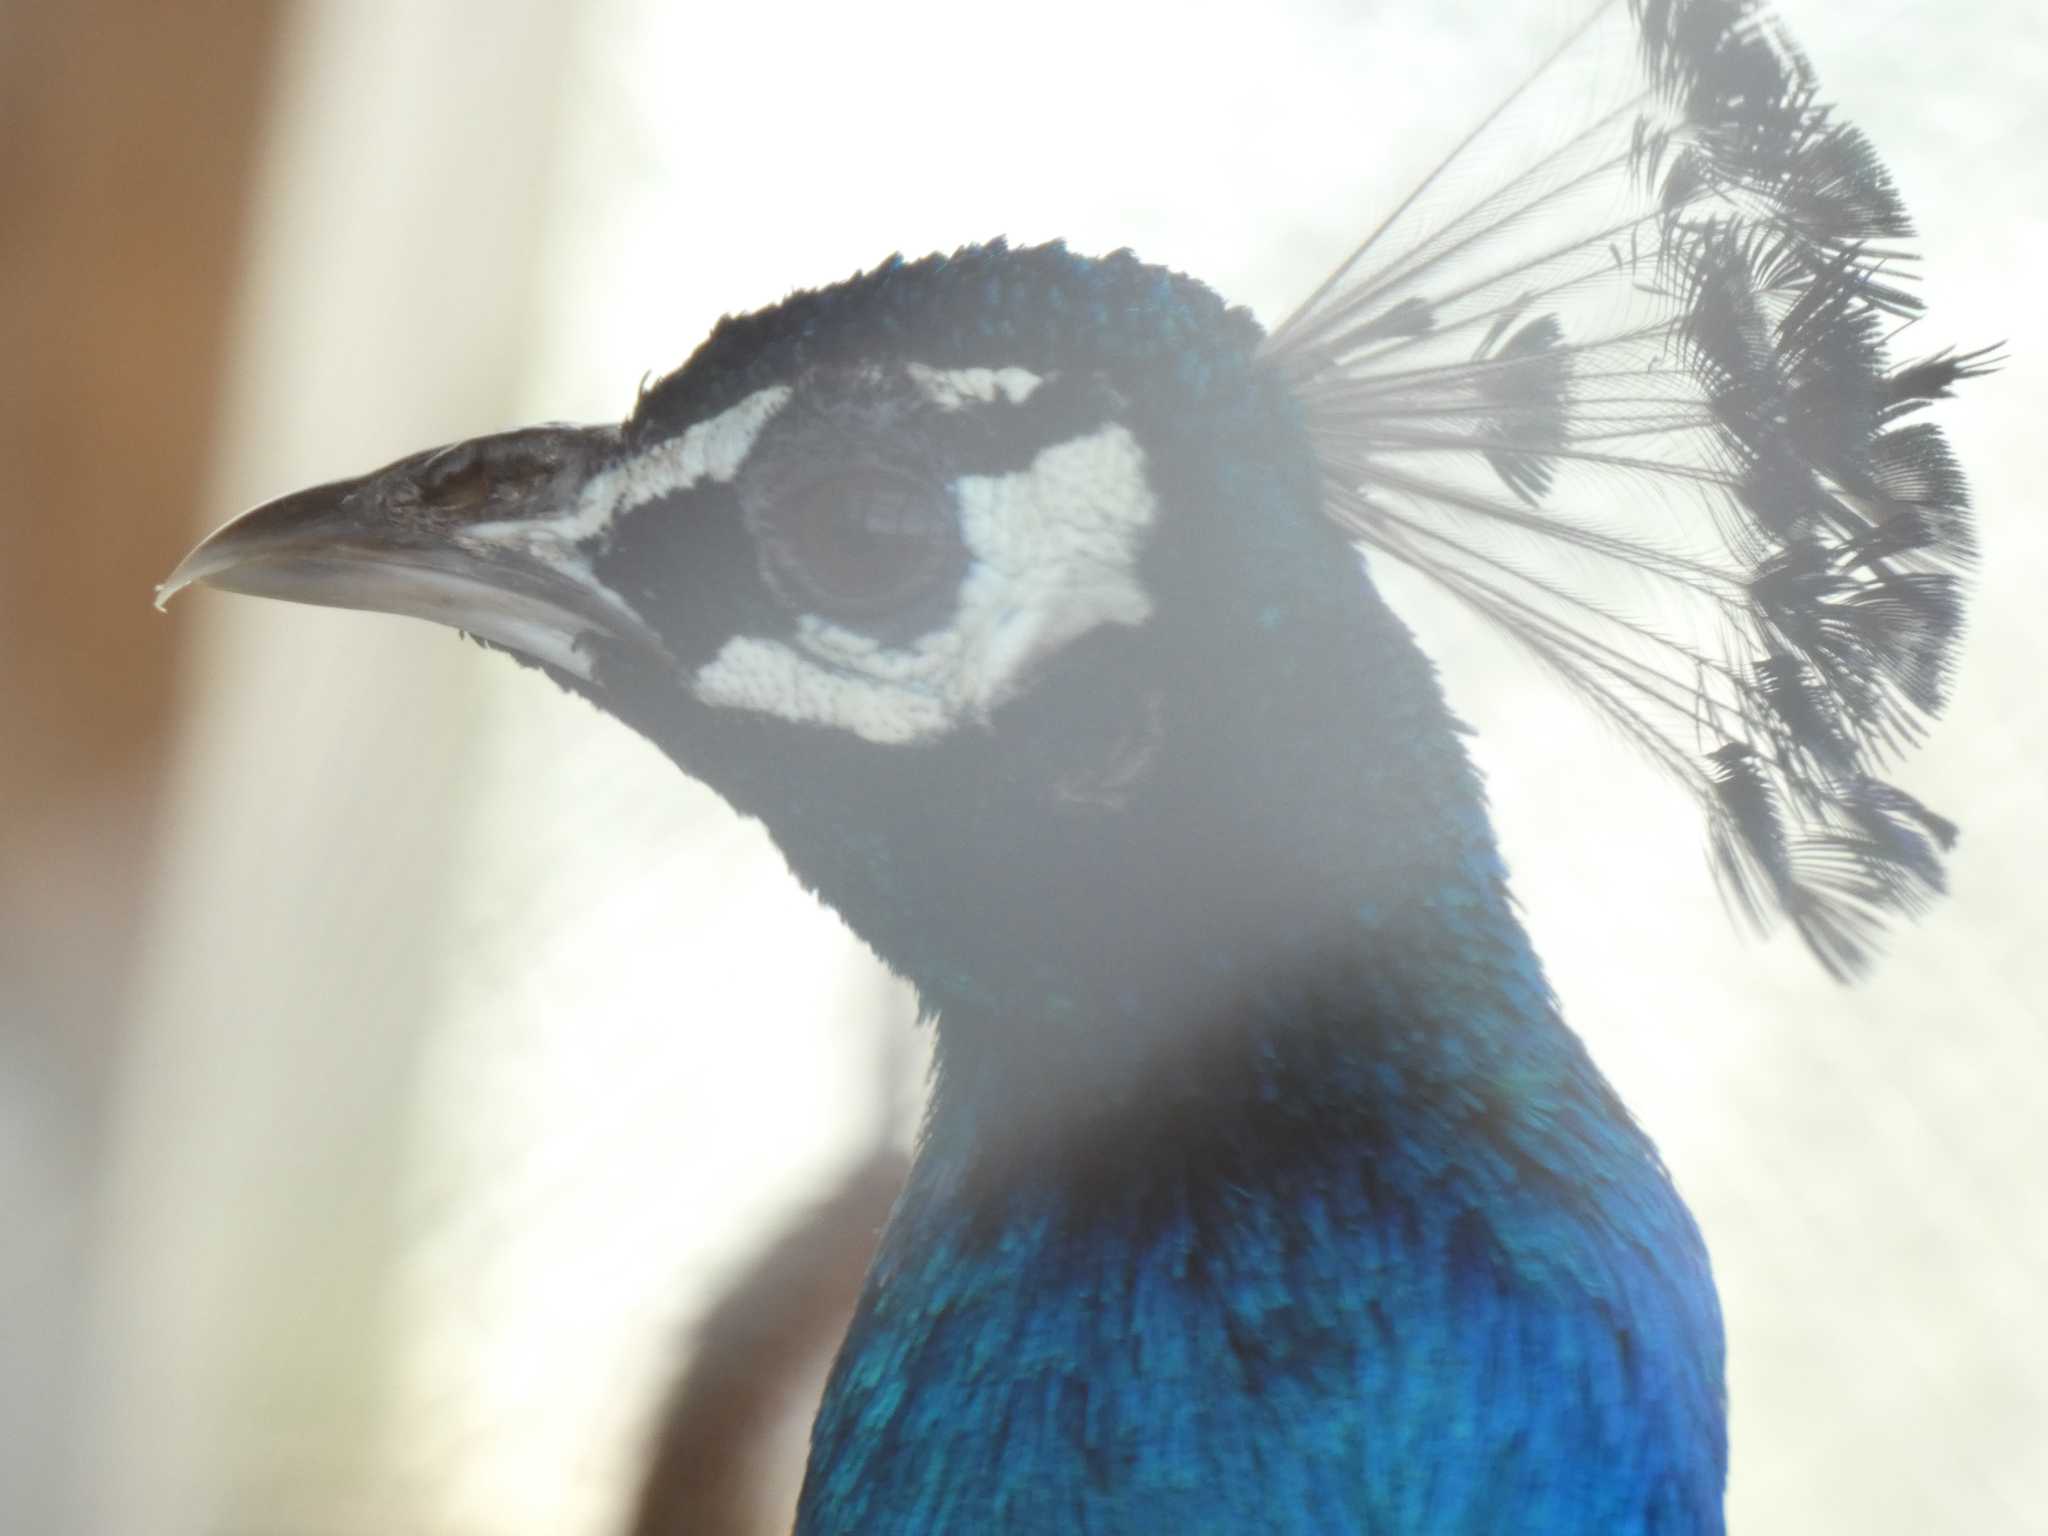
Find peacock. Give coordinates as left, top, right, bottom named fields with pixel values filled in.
left=160, top=0, right=1986, bottom=1529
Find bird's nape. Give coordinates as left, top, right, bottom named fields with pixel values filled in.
left=158, top=0, right=1986, bottom=1530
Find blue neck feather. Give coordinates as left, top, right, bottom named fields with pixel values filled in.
left=796, top=458, right=1726, bottom=1530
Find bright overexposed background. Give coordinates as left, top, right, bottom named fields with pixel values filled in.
left=43, top=1, right=2046, bottom=1533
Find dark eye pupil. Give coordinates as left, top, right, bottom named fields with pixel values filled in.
left=759, top=465, right=957, bottom=622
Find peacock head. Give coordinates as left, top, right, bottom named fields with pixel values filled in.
left=164, top=1, right=1990, bottom=1006
left=158, top=245, right=1430, bottom=1041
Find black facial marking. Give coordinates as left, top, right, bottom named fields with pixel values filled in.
left=749, top=458, right=961, bottom=629
left=600, top=363, right=1136, bottom=663
left=737, top=369, right=965, bottom=643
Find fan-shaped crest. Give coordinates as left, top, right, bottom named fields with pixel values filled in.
left=1263, top=0, right=1992, bottom=975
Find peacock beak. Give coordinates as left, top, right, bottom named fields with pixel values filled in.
left=157, top=422, right=671, bottom=681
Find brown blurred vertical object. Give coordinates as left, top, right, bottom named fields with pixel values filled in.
left=0, top=3, right=284, bottom=1531
left=0, top=2, right=284, bottom=1011
left=627, top=1145, right=910, bottom=1536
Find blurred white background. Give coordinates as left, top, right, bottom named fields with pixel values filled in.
left=13, top=1, right=2040, bottom=1533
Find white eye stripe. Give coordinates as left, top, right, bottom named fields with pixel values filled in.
left=693, top=422, right=1157, bottom=744
left=491, top=385, right=795, bottom=549
left=453, top=386, right=796, bottom=657
left=484, top=361, right=1047, bottom=557
left=905, top=363, right=1046, bottom=411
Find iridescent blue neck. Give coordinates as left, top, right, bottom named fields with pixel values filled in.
left=796, top=574, right=1726, bottom=1531
left=800, top=948, right=1727, bottom=1531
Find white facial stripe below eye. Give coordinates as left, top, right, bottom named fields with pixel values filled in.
left=905, top=363, right=1045, bottom=411
left=692, top=422, right=1157, bottom=745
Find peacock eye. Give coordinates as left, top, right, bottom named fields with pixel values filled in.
left=748, top=462, right=962, bottom=627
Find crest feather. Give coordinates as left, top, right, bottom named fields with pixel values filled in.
left=1263, top=0, right=1993, bottom=976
